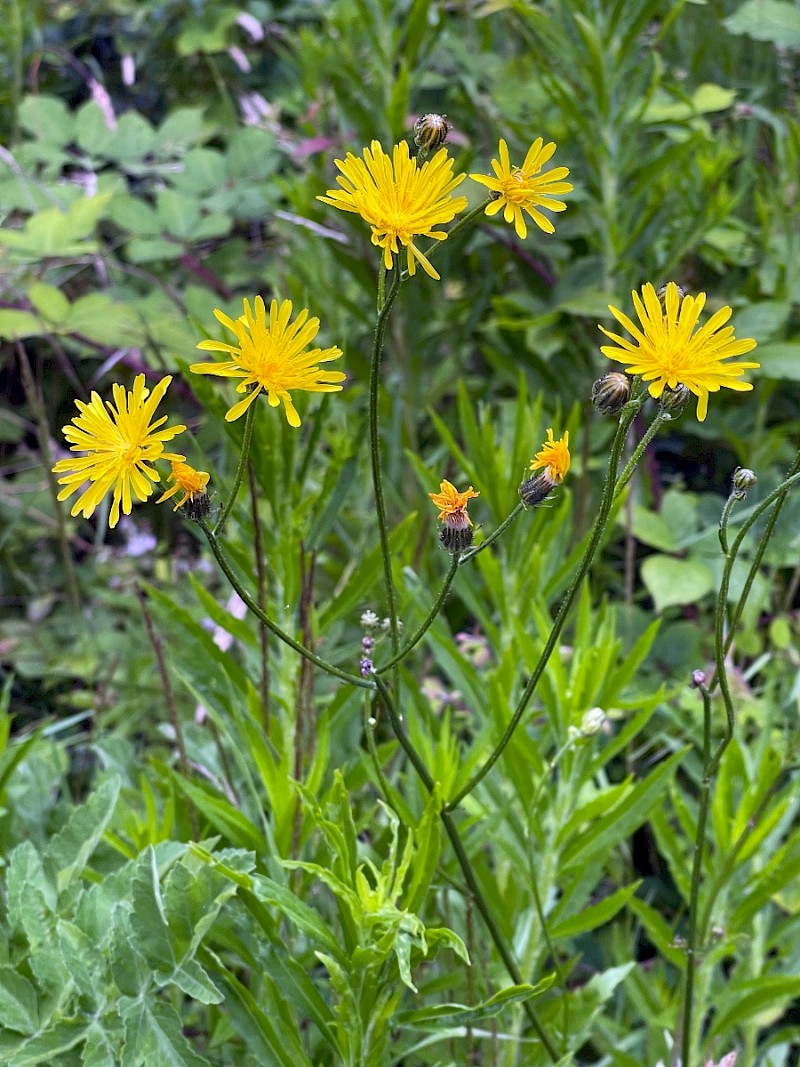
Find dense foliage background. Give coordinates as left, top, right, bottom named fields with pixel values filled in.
left=2, top=0, right=800, bottom=1064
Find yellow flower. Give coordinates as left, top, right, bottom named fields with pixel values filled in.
left=318, top=140, right=468, bottom=280
left=470, top=137, right=572, bottom=239
left=519, top=429, right=570, bottom=508
left=529, top=428, right=571, bottom=483
left=191, top=296, right=345, bottom=427
left=156, top=460, right=210, bottom=511
left=52, top=374, right=185, bottom=528
left=428, top=479, right=480, bottom=523
left=599, top=282, right=759, bottom=422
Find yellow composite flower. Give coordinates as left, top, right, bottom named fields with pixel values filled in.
left=599, top=282, right=759, bottom=422
left=428, top=480, right=480, bottom=524
left=52, top=374, right=186, bottom=528
left=529, top=428, right=571, bottom=483
left=317, top=140, right=468, bottom=280
left=156, top=460, right=210, bottom=511
left=470, top=137, right=572, bottom=239
left=191, top=296, right=346, bottom=427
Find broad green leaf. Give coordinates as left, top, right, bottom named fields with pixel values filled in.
left=0, top=311, right=44, bottom=341
left=751, top=343, right=800, bottom=381
left=19, top=95, right=74, bottom=142
left=549, top=881, right=642, bottom=939
left=248, top=875, right=345, bottom=961
left=28, top=283, right=70, bottom=325
left=131, top=847, right=175, bottom=972
left=121, top=998, right=213, bottom=1067
left=45, top=775, right=121, bottom=890
left=7, top=1020, right=87, bottom=1066
left=0, top=968, right=39, bottom=1035
left=724, top=0, right=800, bottom=47
left=640, top=555, right=715, bottom=611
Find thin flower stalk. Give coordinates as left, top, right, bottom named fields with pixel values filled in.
left=200, top=520, right=374, bottom=690
left=213, top=402, right=256, bottom=537
left=447, top=397, right=643, bottom=809
left=376, top=554, right=460, bottom=673
left=612, top=407, right=670, bottom=503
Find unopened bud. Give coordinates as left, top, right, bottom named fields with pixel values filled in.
left=691, top=669, right=706, bottom=689
left=414, top=113, right=451, bottom=155
left=580, top=707, right=607, bottom=736
left=732, top=467, right=757, bottom=497
left=660, top=383, right=690, bottom=416
left=359, top=657, right=374, bottom=677
left=657, top=282, right=686, bottom=306
left=592, top=372, right=630, bottom=416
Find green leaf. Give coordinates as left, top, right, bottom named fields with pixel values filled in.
left=19, top=95, right=74, bottom=143
left=561, top=748, right=688, bottom=872
left=395, top=976, right=555, bottom=1030
left=709, top=976, right=800, bottom=1038
left=248, top=875, right=345, bottom=961
left=0, top=968, right=39, bottom=1035
left=131, top=847, right=176, bottom=972
left=751, top=343, right=800, bottom=381
left=45, top=775, right=121, bottom=890
left=0, top=311, right=44, bottom=341
left=640, top=555, right=715, bottom=611
left=121, top=998, right=213, bottom=1067
left=549, top=881, right=643, bottom=939
left=724, top=0, right=800, bottom=47
left=7, top=1020, right=87, bottom=1066
left=28, top=283, right=70, bottom=326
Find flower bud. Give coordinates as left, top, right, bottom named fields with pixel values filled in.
left=359, top=657, right=374, bottom=677
left=414, top=113, right=451, bottom=155
left=690, top=669, right=706, bottom=689
left=657, top=282, right=686, bottom=306
left=580, top=707, right=607, bottom=736
left=732, top=467, right=757, bottom=496
left=591, top=372, right=630, bottom=415
left=659, top=383, right=690, bottom=417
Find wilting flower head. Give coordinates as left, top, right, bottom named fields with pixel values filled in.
left=519, top=428, right=570, bottom=507
left=470, top=137, right=572, bottom=239
left=428, top=479, right=480, bottom=553
left=191, top=296, right=345, bottom=427
left=599, top=282, right=759, bottom=422
left=318, top=140, right=468, bottom=280
left=52, top=374, right=186, bottom=528
left=156, top=460, right=210, bottom=514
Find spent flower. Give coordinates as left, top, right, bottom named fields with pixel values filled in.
left=599, top=282, right=759, bottom=422
left=470, top=137, right=572, bottom=239
left=318, top=140, right=468, bottom=279
left=429, top=479, right=480, bottom=553
left=156, top=460, right=210, bottom=513
left=52, top=374, right=185, bottom=528
left=191, top=296, right=345, bottom=427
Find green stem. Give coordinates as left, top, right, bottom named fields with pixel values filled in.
left=447, top=399, right=644, bottom=809
left=200, top=521, right=373, bottom=689
left=371, top=674, right=559, bottom=1062
left=376, top=555, right=459, bottom=673
left=213, top=402, right=256, bottom=537
left=399, top=198, right=494, bottom=282
left=719, top=447, right=800, bottom=668
left=369, top=268, right=403, bottom=674
left=458, top=503, right=525, bottom=564
left=612, top=409, right=669, bottom=504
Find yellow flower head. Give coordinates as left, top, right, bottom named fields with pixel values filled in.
left=52, top=374, right=186, bottom=528
left=599, top=282, right=759, bottom=422
left=191, top=296, right=345, bottom=427
left=470, top=137, right=572, bottom=239
left=318, top=140, right=468, bottom=280
left=529, top=429, right=571, bottom=483
left=428, top=480, right=480, bottom=525
left=156, top=460, right=210, bottom=512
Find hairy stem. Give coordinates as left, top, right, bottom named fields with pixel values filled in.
left=213, top=402, right=256, bottom=537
